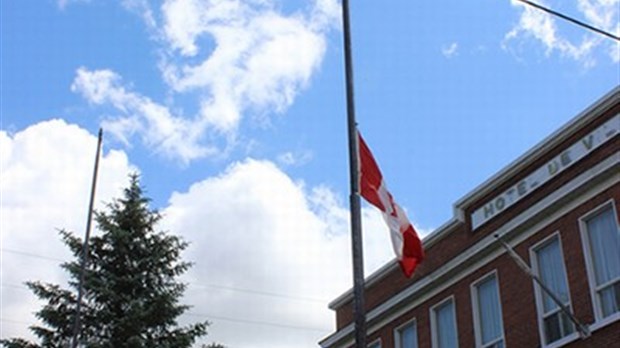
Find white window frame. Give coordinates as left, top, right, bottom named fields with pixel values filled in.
left=393, top=318, right=417, bottom=348
left=579, top=199, right=620, bottom=330
left=430, top=296, right=459, bottom=348
left=470, top=270, right=505, bottom=348
left=367, top=338, right=382, bottom=348
left=529, top=232, right=579, bottom=348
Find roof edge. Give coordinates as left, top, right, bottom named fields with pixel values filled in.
left=327, top=218, right=462, bottom=310
left=453, top=86, right=620, bottom=213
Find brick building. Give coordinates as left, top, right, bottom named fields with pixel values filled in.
left=320, top=87, right=620, bottom=348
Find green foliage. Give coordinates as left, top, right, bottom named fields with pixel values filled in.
left=2, top=174, right=210, bottom=348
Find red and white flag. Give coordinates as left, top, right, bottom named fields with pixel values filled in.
left=358, top=131, right=424, bottom=278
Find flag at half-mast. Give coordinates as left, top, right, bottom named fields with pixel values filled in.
left=358, top=131, right=425, bottom=277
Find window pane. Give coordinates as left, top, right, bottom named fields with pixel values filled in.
left=600, top=282, right=620, bottom=317
left=559, top=311, right=575, bottom=338
left=535, top=237, right=574, bottom=344
left=542, top=311, right=575, bottom=344
left=476, top=276, right=503, bottom=346
left=398, top=322, right=417, bottom=348
left=435, top=300, right=457, bottom=348
left=586, top=208, right=620, bottom=287
left=536, top=239, right=570, bottom=313
left=586, top=207, right=620, bottom=318
left=543, top=313, right=561, bottom=344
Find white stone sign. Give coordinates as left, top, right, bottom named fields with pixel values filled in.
left=471, top=113, right=619, bottom=230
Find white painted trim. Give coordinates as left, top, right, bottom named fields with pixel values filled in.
left=539, top=332, right=580, bottom=348
left=393, top=318, right=418, bottom=348
left=578, top=200, right=620, bottom=322
left=529, top=233, right=576, bottom=348
left=430, top=296, right=458, bottom=348
left=319, top=154, right=619, bottom=348
left=328, top=219, right=462, bottom=310
left=470, top=271, right=505, bottom=348
left=588, top=311, right=620, bottom=332
left=367, top=337, right=382, bottom=348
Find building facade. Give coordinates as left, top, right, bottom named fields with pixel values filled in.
left=320, top=87, right=620, bottom=348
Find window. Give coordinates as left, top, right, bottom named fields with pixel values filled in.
left=368, top=340, right=381, bottom=348
left=394, top=320, right=417, bottom=348
left=472, top=273, right=505, bottom=348
left=581, top=203, right=620, bottom=321
left=531, top=235, right=575, bottom=346
left=431, top=297, right=458, bottom=348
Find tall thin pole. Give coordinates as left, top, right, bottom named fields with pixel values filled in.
left=494, top=234, right=591, bottom=339
left=341, top=0, right=367, bottom=347
left=71, top=128, right=103, bottom=348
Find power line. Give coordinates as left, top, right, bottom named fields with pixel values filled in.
left=189, top=282, right=327, bottom=304
left=1, top=282, right=31, bottom=291
left=0, top=312, right=329, bottom=334
left=2, top=316, right=328, bottom=336
left=2, top=250, right=334, bottom=334
left=0, top=284, right=330, bottom=333
left=1, top=248, right=65, bottom=262
left=1, top=248, right=331, bottom=304
left=185, top=312, right=329, bottom=333
left=0, top=318, right=32, bottom=325
left=515, top=0, right=620, bottom=42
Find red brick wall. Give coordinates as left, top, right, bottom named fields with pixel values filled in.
left=340, top=183, right=619, bottom=348
left=566, top=322, right=620, bottom=347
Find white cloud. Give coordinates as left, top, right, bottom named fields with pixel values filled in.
left=276, top=150, right=313, bottom=166
left=577, top=0, right=619, bottom=30
left=69, top=0, right=340, bottom=163
left=504, top=0, right=619, bottom=65
left=159, top=0, right=336, bottom=133
left=2, top=120, right=425, bottom=348
left=1, top=120, right=135, bottom=341
left=441, top=42, right=459, bottom=58
left=71, top=67, right=216, bottom=163
left=577, top=0, right=620, bottom=62
left=163, top=158, right=397, bottom=348
left=57, top=0, right=91, bottom=10
left=120, top=0, right=157, bottom=28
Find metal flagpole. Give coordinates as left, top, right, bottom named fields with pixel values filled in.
left=494, top=234, right=591, bottom=339
left=341, top=0, right=367, bottom=347
left=71, top=128, right=103, bottom=348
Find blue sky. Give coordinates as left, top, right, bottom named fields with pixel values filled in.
left=2, top=1, right=619, bottom=347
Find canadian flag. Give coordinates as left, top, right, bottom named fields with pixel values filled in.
left=358, top=131, right=425, bottom=278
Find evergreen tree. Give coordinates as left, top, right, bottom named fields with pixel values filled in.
left=2, top=174, right=210, bottom=348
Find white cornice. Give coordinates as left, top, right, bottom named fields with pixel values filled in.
left=453, top=86, right=619, bottom=214
left=327, top=218, right=461, bottom=310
